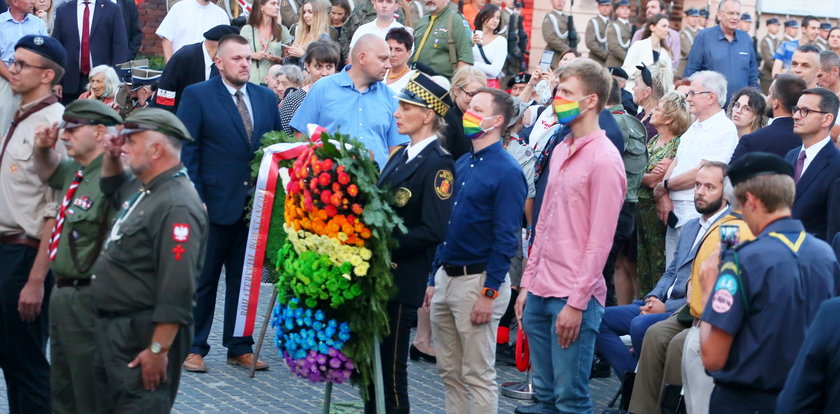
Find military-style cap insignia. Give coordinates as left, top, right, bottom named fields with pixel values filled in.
left=394, top=187, right=412, bottom=207
left=434, top=170, right=453, bottom=200
left=33, top=36, right=43, bottom=45
left=73, top=196, right=94, bottom=211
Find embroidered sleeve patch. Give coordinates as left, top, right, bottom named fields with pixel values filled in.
left=172, top=223, right=190, bottom=242
left=434, top=170, right=453, bottom=200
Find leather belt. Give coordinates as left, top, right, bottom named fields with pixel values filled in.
left=442, top=263, right=487, bottom=277
left=0, top=233, right=40, bottom=249
left=56, top=278, right=92, bottom=288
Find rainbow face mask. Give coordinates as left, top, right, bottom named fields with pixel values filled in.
left=463, top=111, right=497, bottom=140
left=553, top=96, right=588, bottom=125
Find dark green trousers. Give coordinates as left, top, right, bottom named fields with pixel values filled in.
left=49, top=285, right=97, bottom=414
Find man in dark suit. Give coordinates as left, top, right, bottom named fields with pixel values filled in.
left=731, top=74, right=806, bottom=163
left=153, top=24, right=238, bottom=113
left=115, top=0, right=141, bottom=59
left=177, top=34, right=283, bottom=373
left=51, top=0, right=129, bottom=103
left=785, top=87, right=840, bottom=240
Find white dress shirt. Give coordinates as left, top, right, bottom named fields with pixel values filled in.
left=222, top=80, right=253, bottom=125
left=405, top=135, right=436, bottom=163
left=670, top=110, right=739, bottom=202
left=800, top=136, right=832, bottom=176
left=202, top=42, right=213, bottom=80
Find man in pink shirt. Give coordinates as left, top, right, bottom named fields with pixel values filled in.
left=514, top=59, right=627, bottom=414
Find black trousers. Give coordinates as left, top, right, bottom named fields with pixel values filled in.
left=190, top=222, right=253, bottom=357
left=365, top=302, right=418, bottom=414
left=0, top=244, right=53, bottom=414
left=710, top=385, right=777, bottom=414
left=602, top=202, right=637, bottom=307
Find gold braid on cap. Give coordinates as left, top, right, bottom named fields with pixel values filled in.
left=405, top=80, right=450, bottom=118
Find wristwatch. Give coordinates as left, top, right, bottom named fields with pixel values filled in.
left=150, top=342, right=166, bottom=354
left=663, top=179, right=670, bottom=191
left=482, top=287, right=499, bottom=299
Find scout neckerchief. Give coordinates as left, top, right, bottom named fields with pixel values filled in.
left=0, top=94, right=59, bottom=172
left=48, top=169, right=84, bottom=260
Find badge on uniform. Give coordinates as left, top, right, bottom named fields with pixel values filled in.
left=394, top=187, right=412, bottom=207
left=434, top=170, right=453, bottom=200
left=73, top=196, right=94, bottom=211
left=172, top=223, right=190, bottom=242
left=711, top=273, right=738, bottom=313
left=172, top=244, right=185, bottom=260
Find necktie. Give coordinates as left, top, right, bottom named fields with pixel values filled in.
left=235, top=90, right=253, bottom=141
left=49, top=170, right=84, bottom=261
left=793, top=150, right=806, bottom=183
left=412, top=14, right=438, bottom=62
left=81, top=1, right=91, bottom=74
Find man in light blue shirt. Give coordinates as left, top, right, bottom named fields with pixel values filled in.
left=683, top=0, right=757, bottom=103
left=771, top=16, right=821, bottom=78
left=290, top=34, right=408, bottom=169
left=0, top=0, right=47, bottom=134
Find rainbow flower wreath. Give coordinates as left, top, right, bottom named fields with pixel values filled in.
left=256, top=130, right=404, bottom=396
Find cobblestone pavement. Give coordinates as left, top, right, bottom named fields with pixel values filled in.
left=1, top=277, right=620, bottom=413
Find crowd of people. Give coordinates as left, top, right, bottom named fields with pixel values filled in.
left=2, top=0, right=840, bottom=413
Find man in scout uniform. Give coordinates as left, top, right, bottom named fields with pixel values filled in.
left=585, top=0, right=611, bottom=67
left=698, top=152, right=840, bottom=413
left=93, top=108, right=207, bottom=413
left=678, top=8, right=703, bottom=77
left=759, top=18, right=782, bottom=92
left=541, top=0, right=575, bottom=69
left=280, top=0, right=303, bottom=30
left=410, top=0, right=473, bottom=78
left=31, top=99, right=123, bottom=414
left=0, top=34, right=66, bottom=414
left=605, top=0, right=633, bottom=68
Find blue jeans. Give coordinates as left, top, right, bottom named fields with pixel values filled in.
left=595, top=301, right=670, bottom=378
left=523, top=294, right=604, bottom=414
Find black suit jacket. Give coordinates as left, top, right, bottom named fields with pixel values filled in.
left=786, top=142, right=840, bottom=240
left=52, top=0, right=129, bottom=94
left=731, top=117, right=802, bottom=163
left=153, top=42, right=218, bottom=113
left=116, top=0, right=141, bottom=59
left=377, top=140, right=454, bottom=308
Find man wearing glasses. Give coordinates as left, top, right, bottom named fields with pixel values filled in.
left=0, top=34, right=66, bottom=414
left=786, top=87, right=840, bottom=241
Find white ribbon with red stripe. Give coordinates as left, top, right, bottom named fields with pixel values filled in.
left=236, top=0, right=252, bottom=15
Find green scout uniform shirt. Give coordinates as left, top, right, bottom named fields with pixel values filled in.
left=411, top=5, right=473, bottom=78
left=92, top=165, right=207, bottom=325
left=47, top=154, right=114, bottom=279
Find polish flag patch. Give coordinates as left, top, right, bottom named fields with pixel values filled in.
left=172, top=223, right=190, bottom=242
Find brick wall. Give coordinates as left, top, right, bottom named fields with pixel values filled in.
left=138, top=0, right=168, bottom=57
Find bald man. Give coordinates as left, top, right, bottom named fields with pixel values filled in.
left=290, top=34, right=408, bottom=169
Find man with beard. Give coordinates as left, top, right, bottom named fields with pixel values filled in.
left=291, top=34, right=407, bottom=169
left=177, top=34, right=282, bottom=372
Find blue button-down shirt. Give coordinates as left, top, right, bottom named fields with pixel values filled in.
left=431, top=141, right=527, bottom=291
left=773, top=39, right=799, bottom=70
left=290, top=66, right=408, bottom=169
left=0, top=12, right=47, bottom=65
left=683, top=25, right=758, bottom=102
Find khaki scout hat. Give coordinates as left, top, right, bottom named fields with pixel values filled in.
left=120, top=108, right=193, bottom=142
left=60, top=99, right=124, bottom=129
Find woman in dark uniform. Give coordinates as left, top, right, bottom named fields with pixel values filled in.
left=366, top=72, right=456, bottom=414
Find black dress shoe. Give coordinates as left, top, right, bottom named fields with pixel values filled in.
left=591, top=354, right=612, bottom=379
left=514, top=403, right=544, bottom=414
left=409, top=345, right=436, bottom=363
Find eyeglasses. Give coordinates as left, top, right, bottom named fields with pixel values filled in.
left=792, top=106, right=831, bottom=117
left=459, top=87, right=479, bottom=98
left=686, top=90, right=712, bottom=97
left=8, top=59, right=49, bottom=71
left=731, top=102, right=754, bottom=114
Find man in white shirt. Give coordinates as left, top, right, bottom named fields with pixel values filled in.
left=654, top=70, right=738, bottom=266
left=349, top=0, right=404, bottom=48
left=156, top=0, right=230, bottom=62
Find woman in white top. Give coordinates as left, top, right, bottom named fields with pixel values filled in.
left=384, top=27, right=416, bottom=93
left=471, top=4, right=507, bottom=89
left=622, top=13, right=672, bottom=90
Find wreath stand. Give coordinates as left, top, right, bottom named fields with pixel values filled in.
left=248, top=288, right=387, bottom=414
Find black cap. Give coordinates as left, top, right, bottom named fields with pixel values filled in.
left=685, top=8, right=700, bottom=16
left=507, top=72, right=531, bottom=88
left=821, top=23, right=832, bottom=31
left=727, top=152, right=794, bottom=187
left=395, top=72, right=452, bottom=117
left=766, top=18, right=780, bottom=26
left=608, top=66, right=628, bottom=80
left=15, top=35, right=66, bottom=68
left=740, top=13, right=752, bottom=22
left=785, top=20, right=799, bottom=28
left=203, top=25, right=240, bottom=41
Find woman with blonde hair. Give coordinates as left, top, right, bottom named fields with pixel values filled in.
left=631, top=62, right=674, bottom=140
left=285, top=0, right=338, bottom=64
left=242, top=0, right=292, bottom=85
left=636, top=91, right=691, bottom=290
left=442, top=66, right=487, bottom=159
left=33, top=0, right=55, bottom=34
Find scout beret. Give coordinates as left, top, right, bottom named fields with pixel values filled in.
left=684, top=8, right=700, bottom=17
left=60, top=100, right=123, bottom=129
left=821, top=23, right=832, bottom=31
left=203, top=24, right=241, bottom=41
left=766, top=18, right=780, bottom=26
left=395, top=72, right=452, bottom=118
left=740, top=13, right=752, bottom=22
left=14, top=35, right=66, bottom=68
left=785, top=20, right=799, bottom=28
left=507, top=72, right=531, bottom=88
left=727, top=152, right=794, bottom=187
left=608, top=66, right=629, bottom=80
left=120, top=108, right=193, bottom=142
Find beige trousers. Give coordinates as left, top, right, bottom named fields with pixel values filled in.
left=629, top=312, right=688, bottom=414
left=430, top=268, right=511, bottom=414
